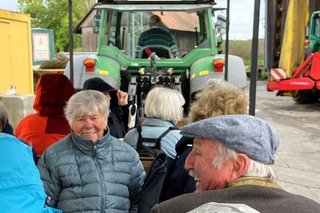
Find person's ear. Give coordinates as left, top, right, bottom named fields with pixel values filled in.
left=226, top=154, right=250, bottom=183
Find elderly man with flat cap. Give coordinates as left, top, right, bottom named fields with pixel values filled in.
left=151, top=115, right=320, bottom=213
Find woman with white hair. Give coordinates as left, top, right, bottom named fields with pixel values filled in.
left=124, top=86, right=185, bottom=159
left=37, top=90, right=145, bottom=213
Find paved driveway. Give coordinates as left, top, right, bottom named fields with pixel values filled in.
left=251, top=81, right=320, bottom=203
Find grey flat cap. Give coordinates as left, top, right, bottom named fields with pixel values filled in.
left=180, top=114, right=279, bottom=164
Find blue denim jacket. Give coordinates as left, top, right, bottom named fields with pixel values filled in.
left=124, top=118, right=182, bottom=159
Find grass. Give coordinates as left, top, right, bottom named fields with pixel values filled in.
left=223, top=39, right=266, bottom=80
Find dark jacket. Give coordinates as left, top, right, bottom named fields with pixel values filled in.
left=152, top=178, right=320, bottom=213
left=3, top=121, right=13, bottom=135
left=138, top=153, right=175, bottom=213
left=161, top=136, right=195, bottom=201
left=107, top=103, right=129, bottom=138
left=137, top=137, right=194, bottom=213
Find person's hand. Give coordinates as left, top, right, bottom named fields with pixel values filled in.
left=117, top=90, right=128, bottom=106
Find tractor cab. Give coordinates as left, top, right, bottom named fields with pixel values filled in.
left=94, top=0, right=219, bottom=58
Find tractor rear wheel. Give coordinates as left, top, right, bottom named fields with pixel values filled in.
left=293, top=90, right=319, bottom=104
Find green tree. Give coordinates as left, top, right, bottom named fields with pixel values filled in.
left=18, top=0, right=96, bottom=52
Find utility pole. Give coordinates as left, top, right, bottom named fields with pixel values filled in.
left=68, top=0, right=74, bottom=84
left=249, top=0, right=261, bottom=116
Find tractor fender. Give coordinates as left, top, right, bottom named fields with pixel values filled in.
left=64, top=53, right=92, bottom=90
left=189, top=55, right=224, bottom=96
left=65, top=54, right=121, bottom=90
left=227, top=55, right=247, bottom=90
left=189, top=54, right=247, bottom=96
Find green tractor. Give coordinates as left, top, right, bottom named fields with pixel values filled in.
left=305, top=11, right=320, bottom=56
left=65, top=0, right=247, bottom=119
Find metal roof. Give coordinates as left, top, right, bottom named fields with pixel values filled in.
left=76, top=8, right=201, bottom=33
left=152, top=11, right=199, bottom=32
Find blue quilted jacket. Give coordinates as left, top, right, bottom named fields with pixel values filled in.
left=38, top=131, right=145, bottom=213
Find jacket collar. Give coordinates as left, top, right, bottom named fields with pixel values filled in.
left=227, top=177, right=282, bottom=189
left=70, top=130, right=111, bottom=158
left=143, top=117, right=175, bottom=127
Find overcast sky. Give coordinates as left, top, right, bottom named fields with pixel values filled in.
left=215, top=0, right=265, bottom=40
left=0, top=0, right=265, bottom=40
left=0, top=0, right=18, bottom=12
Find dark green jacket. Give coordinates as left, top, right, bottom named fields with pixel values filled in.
left=151, top=177, right=320, bottom=213
left=136, top=27, right=178, bottom=57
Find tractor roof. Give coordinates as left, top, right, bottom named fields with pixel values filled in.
left=97, top=0, right=216, bottom=4
left=95, top=5, right=214, bottom=11
left=96, top=0, right=216, bottom=11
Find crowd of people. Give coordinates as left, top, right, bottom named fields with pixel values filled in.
left=1, top=15, right=320, bottom=211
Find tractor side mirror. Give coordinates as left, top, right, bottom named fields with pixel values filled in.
left=93, top=14, right=101, bottom=34
left=216, top=14, right=226, bottom=33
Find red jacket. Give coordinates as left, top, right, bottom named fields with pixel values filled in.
left=15, top=74, right=75, bottom=156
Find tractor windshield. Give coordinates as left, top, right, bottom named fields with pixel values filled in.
left=97, top=8, right=213, bottom=59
